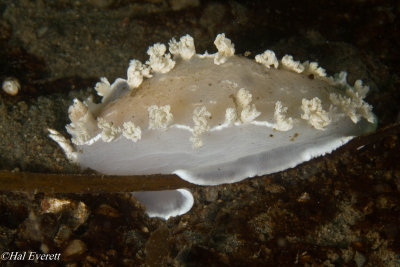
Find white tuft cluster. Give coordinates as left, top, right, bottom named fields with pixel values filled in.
left=122, top=121, right=142, bottom=142
left=190, top=106, right=211, bottom=148
left=301, top=97, right=331, bottom=130
left=127, top=60, right=151, bottom=89
left=254, top=52, right=327, bottom=79
left=98, top=118, right=121, bottom=142
left=281, top=55, right=305, bottom=73
left=148, top=105, right=174, bottom=130
left=302, top=61, right=327, bottom=77
left=213, top=33, right=235, bottom=65
left=146, top=43, right=176, bottom=73
left=223, top=107, right=238, bottom=126
left=94, top=77, right=111, bottom=98
left=255, top=50, right=279, bottom=69
left=330, top=79, right=375, bottom=124
left=236, top=88, right=261, bottom=123
left=274, top=101, right=293, bottom=131
left=65, top=99, right=98, bottom=145
left=169, top=34, right=196, bottom=60
left=68, top=98, right=89, bottom=122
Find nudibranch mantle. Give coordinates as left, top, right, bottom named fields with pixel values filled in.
left=49, top=34, right=376, bottom=218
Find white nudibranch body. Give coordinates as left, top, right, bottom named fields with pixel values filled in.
left=49, top=33, right=377, bottom=219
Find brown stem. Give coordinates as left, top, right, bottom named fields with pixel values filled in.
left=0, top=171, right=196, bottom=193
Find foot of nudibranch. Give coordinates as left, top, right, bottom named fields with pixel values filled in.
left=132, top=189, right=194, bottom=219
left=48, top=129, right=78, bottom=162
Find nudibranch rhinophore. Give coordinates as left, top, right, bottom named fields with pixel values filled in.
left=49, top=33, right=377, bottom=219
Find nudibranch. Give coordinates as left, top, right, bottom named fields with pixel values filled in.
left=49, top=34, right=376, bottom=219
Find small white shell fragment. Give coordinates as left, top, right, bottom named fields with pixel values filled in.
left=41, top=198, right=71, bottom=213
left=2, top=78, right=20, bottom=96
left=49, top=33, right=377, bottom=218
left=297, top=192, right=311, bottom=202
